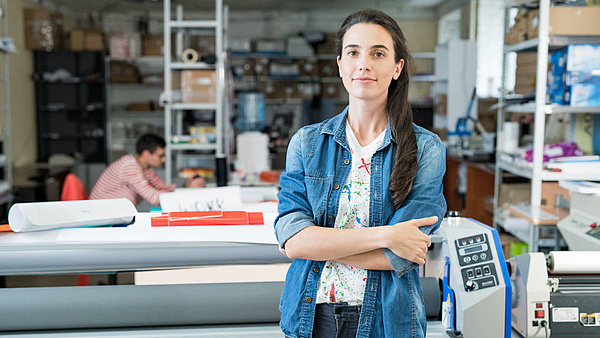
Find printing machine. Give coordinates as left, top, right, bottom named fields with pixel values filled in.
left=556, top=191, right=600, bottom=251
left=0, top=211, right=517, bottom=337
left=509, top=251, right=600, bottom=338
left=424, top=214, right=512, bottom=338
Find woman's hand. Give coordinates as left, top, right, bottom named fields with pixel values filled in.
left=385, top=216, right=437, bottom=265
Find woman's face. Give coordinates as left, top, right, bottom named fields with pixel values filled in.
left=338, top=23, right=404, bottom=103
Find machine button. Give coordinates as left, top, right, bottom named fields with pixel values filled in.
left=469, top=238, right=474, bottom=244
left=475, top=236, right=482, bottom=242
left=472, top=255, right=479, bottom=261
left=483, top=266, right=491, bottom=275
left=465, top=280, right=476, bottom=291
left=467, top=269, right=474, bottom=278
left=475, top=267, right=482, bottom=277
left=535, top=310, right=545, bottom=318
left=313, top=266, right=320, bottom=273
left=480, top=253, right=487, bottom=260
left=461, top=239, right=467, bottom=246
left=306, top=297, right=313, bottom=303
left=464, top=256, right=471, bottom=263
left=532, top=321, right=539, bottom=327
left=536, top=303, right=543, bottom=308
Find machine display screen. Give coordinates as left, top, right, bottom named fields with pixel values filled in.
left=464, top=245, right=483, bottom=254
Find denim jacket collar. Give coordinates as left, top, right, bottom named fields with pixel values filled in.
left=321, top=106, right=395, bottom=152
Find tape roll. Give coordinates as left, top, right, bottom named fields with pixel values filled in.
left=181, top=48, right=199, bottom=63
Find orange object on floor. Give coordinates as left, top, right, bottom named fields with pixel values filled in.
left=0, top=223, right=12, bottom=232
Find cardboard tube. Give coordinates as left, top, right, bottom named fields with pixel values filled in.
left=181, top=48, right=199, bottom=63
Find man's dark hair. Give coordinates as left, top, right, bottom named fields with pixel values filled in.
left=136, top=134, right=166, bottom=155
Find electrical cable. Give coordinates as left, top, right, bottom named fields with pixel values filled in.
left=541, top=320, right=549, bottom=338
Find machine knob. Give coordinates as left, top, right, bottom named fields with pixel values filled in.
left=465, top=279, right=477, bottom=291
left=447, top=211, right=460, bottom=218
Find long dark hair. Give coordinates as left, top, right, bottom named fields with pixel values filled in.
left=336, top=9, right=417, bottom=209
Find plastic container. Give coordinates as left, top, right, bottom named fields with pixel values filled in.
left=236, top=92, right=265, bottom=131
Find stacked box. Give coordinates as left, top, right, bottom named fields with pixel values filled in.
left=566, top=44, right=600, bottom=107
left=547, top=49, right=568, bottom=104
left=180, top=70, right=216, bottom=103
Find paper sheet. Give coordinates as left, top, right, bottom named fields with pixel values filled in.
left=56, top=212, right=279, bottom=244
left=8, top=198, right=137, bottom=232
left=160, top=186, right=243, bottom=212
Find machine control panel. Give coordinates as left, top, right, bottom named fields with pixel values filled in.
left=586, top=224, right=600, bottom=240
left=455, top=233, right=498, bottom=292
left=455, top=233, right=494, bottom=267
left=460, top=263, right=498, bottom=292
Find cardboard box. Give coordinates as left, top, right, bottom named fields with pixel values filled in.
left=319, top=59, right=338, bottom=77
left=259, top=80, right=296, bottom=99
left=109, top=32, right=141, bottom=58
left=24, top=8, right=62, bottom=51
left=71, top=28, right=104, bottom=51
left=321, top=82, right=345, bottom=99
left=110, top=61, right=139, bottom=83
left=143, top=34, right=163, bottom=56
left=181, top=70, right=216, bottom=103
left=528, top=7, right=600, bottom=39
left=315, top=32, right=337, bottom=55
left=498, top=182, right=571, bottom=207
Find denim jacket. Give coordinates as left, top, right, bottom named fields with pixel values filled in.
left=275, top=107, right=447, bottom=338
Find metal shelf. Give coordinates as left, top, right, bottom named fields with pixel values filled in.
left=498, top=159, right=600, bottom=181
left=170, top=62, right=215, bottom=70
left=505, top=103, right=600, bottom=114
left=170, top=143, right=218, bottom=151
left=169, top=20, right=218, bottom=29
left=172, top=103, right=218, bottom=110
left=504, top=36, right=600, bottom=53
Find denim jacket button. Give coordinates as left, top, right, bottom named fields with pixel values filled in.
left=328, top=215, right=334, bottom=221
left=313, top=266, right=320, bottom=273
left=333, top=184, right=340, bottom=190
left=344, top=159, right=350, bottom=165
left=306, top=297, right=313, bottom=303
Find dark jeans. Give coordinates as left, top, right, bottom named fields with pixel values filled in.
left=312, top=302, right=362, bottom=338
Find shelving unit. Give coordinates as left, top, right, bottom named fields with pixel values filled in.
left=0, top=0, right=13, bottom=215
left=493, top=0, right=600, bottom=252
left=163, top=0, right=227, bottom=184
left=105, top=56, right=164, bottom=162
left=34, top=51, right=108, bottom=164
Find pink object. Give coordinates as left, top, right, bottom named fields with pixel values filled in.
left=522, top=142, right=584, bottom=163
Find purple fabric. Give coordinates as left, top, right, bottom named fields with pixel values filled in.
left=522, top=142, right=584, bottom=162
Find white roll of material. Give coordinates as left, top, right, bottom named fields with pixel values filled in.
left=236, top=131, right=270, bottom=176
left=181, top=48, right=199, bottom=63
left=8, top=198, right=137, bottom=232
left=502, top=121, right=519, bottom=153
left=547, top=251, right=600, bottom=274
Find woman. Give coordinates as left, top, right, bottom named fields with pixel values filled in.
left=274, top=9, right=447, bottom=338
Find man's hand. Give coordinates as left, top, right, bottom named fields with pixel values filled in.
left=386, top=216, right=437, bottom=265
left=185, top=176, right=207, bottom=188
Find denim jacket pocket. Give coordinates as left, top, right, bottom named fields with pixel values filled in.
left=305, top=173, right=331, bottom=218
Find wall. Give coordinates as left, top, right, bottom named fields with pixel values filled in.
left=7, top=1, right=77, bottom=167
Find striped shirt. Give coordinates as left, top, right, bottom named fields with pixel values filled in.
left=90, top=154, right=176, bottom=206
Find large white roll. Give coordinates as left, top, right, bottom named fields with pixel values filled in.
left=8, top=198, right=137, bottom=232
left=547, top=251, right=600, bottom=274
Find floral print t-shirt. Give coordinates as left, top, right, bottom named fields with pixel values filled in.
left=316, top=121, right=386, bottom=305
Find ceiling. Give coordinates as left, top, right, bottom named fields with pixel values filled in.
left=32, top=0, right=458, bottom=17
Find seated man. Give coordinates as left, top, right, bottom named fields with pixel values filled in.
left=90, top=133, right=206, bottom=206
